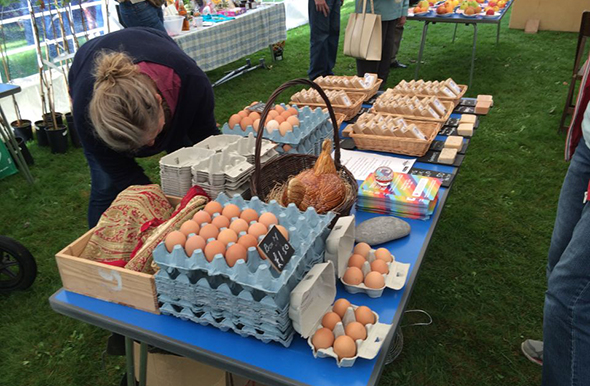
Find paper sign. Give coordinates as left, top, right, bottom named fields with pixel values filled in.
left=257, top=226, right=294, bottom=273
left=336, top=149, right=415, bottom=180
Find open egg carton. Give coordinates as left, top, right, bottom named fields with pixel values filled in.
left=289, top=261, right=392, bottom=367
left=221, top=104, right=332, bottom=156
left=159, top=148, right=217, bottom=197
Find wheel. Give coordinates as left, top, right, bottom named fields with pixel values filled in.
left=0, top=236, right=37, bottom=292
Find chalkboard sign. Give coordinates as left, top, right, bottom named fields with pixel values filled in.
left=247, top=102, right=267, bottom=113
left=409, top=167, right=456, bottom=188
left=257, top=226, right=295, bottom=273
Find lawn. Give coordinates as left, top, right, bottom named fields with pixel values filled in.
left=0, top=4, right=577, bottom=386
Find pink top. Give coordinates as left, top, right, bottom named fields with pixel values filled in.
left=137, top=61, right=181, bottom=116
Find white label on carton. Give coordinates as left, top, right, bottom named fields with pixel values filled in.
left=412, top=127, right=427, bottom=140
left=441, top=86, right=456, bottom=98
left=98, top=268, right=123, bottom=291
left=428, top=107, right=440, bottom=119
left=433, top=98, right=445, bottom=113
left=363, top=73, right=377, bottom=89
left=446, top=79, right=462, bottom=94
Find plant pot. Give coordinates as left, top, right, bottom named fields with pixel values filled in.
left=15, top=137, right=34, bottom=166
left=34, top=120, right=49, bottom=147
left=45, top=125, right=68, bottom=154
left=43, top=112, right=63, bottom=126
left=10, top=120, right=33, bottom=142
left=64, top=113, right=81, bottom=148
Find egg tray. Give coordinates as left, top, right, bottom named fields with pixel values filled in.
left=274, top=118, right=332, bottom=157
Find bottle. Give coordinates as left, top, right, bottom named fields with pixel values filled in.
left=179, top=2, right=190, bottom=31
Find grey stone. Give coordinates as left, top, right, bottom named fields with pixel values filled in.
left=355, top=216, right=411, bottom=246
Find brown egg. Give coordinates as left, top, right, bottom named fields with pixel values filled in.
left=371, top=259, right=389, bottom=274
left=274, top=115, right=285, bottom=124
left=228, top=114, right=242, bottom=129
left=165, top=231, right=186, bottom=253
left=333, top=335, right=356, bottom=359
left=364, top=271, right=385, bottom=289
left=222, top=204, right=241, bottom=219
left=280, top=111, right=292, bottom=121
left=321, top=312, right=341, bottom=330
left=312, top=328, right=335, bottom=350
left=286, top=116, right=300, bottom=127
left=354, top=306, right=375, bottom=326
left=345, top=321, right=367, bottom=341
left=199, top=223, right=219, bottom=241
left=283, top=144, right=293, bottom=152
left=249, top=111, right=261, bottom=121
left=237, top=110, right=249, bottom=118
left=258, top=212, right=278, bottom=228
left=274, top=105, right=285, bottom=114
left=353, top=243, right=371, bottom=258
left=268, top=110, right=279, bottom=119
left=217, top=229, right=238, bottom=245
left=252, top=119, right=261, bottom=132
left=204, top=201, right=223, bottom=216
left=237, top=234, right=258, bottom=249
left=193, top=210, right=211, bottom=225
left=342, top=267, right=364, bottom=286
left=240, top=208, right=259, bottom=223
left=240, top=117, right=253, bottom=131
left=250, top=101, right=258, bottom=106
left=185, top=235, right=206, bottom=256
left=179, top=220, right=200, bottom=236
left=229, top=218, right=249, bottom=234
left=278, top=121, right=293, bottom=136
left=332, top=298, right=351, bottom=319
left=225, top=244, right=248, bottom=267
left=211, top=215, right=230, bottom=229
left=275, top=225, right=289, bottom=241
left=287, top=107, right=298, bottom=116
left=266, top=120, right=279, bottom=134
left=204, top=240, right=226, bottom=262
left=375, top=248, right=393, bottom=263
left=248, top=222, right=268, bottom=239
left=347, top=254, right=366, bottom=269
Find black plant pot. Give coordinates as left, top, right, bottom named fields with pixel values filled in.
left=10, top=120, right=33, bottom=142
left=43, top=112, right=63, bottom=126
left=64, top=113, right=81, bottom=148
left=45, top=125, right=68, bottom=154
left=15, top=137, right=34, bottom=166
left=34, top=120, right=49, bottom=147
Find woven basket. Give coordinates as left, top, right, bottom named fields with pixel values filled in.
left=251, top=78, right=358, bottom=219
left=290, top=91, right=365, bottom=121
left=392, top=84, right=468, bottom=107
left=349, top=121, right=441, bottom=157
left=317, top=76, right=383, bottom=102
left=371, top=100, right=454, bottom=124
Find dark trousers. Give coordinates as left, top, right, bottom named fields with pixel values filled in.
left=356, top=18, right=401, bottom=86
left=308, top=0, right=341, bottom=80
left=390, top=24, right=404, bottom=63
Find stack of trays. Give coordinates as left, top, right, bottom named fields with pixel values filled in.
left=153, top=194, right=335, bottom=346
left=159, top=148, right=216, bottom=197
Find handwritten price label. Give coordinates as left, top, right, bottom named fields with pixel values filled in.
left=257, top=226, right=294, bottom=273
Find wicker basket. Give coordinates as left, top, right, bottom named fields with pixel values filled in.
left=290, top=91, right=365, bottom=121
left=317, top=76, right=383, bottom=102
left=389, top=84, right=468, bottom=107
left=371, top=100, right=454, bottom=124
left=251, top=79, right=358, bottom=219
left=349, top=121, right=441, bottom=157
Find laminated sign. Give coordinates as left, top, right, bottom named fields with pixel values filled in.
left=258, top=225, right=294, bottom=272
left=0, top=141, right=17, bottom=180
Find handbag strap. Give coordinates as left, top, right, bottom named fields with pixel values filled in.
left=358, top=0, right=375, bottom=15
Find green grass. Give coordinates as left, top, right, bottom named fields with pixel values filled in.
left=0, top=5, right=576, bottom=385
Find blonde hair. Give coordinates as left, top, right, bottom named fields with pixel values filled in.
left=89, top=51, right=161, bottom=153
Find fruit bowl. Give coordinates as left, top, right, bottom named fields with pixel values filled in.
left=456, top=9, right=482, bottom=17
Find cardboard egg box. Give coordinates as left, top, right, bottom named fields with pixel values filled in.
left=289, top=261, right=392, bottom=367
left=159, top=148, right=217, bottom=197
left=324, top=216, right=410, bottom=298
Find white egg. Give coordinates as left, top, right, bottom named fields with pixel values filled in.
left=266, top=120, right=280, bottom=134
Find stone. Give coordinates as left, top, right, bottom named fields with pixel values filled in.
left=355, top=216, right=411, bottom=246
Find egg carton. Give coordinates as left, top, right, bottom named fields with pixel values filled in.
left=324, top=216, right=410, bottom=298
left=191, top=151, right=252, bottom=186
left=289, top=261, right=392, bottom=367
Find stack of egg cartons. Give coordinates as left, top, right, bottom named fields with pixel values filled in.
left=153, top=193, right=335, bottom=347
left=159, top=148, right=217, bottom=197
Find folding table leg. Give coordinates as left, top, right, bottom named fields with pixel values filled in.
left=0, top=108, right=34, bottom=184
left=139, top=342, right=148, bottom=386
left=125, top=337, right=135, bottom=386
left=415, top=21, right=430, bottom=80
left=496, top=21, right=501, bottom=45
left=469, top=23, right=478, bottom=89
left=452, top=24, right=458, bottom=43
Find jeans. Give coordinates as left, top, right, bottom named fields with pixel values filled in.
left=356, top=19, right=400, bottom=86
left=308, top=0, right=341, bottom=80
left=118, top=1, right=166, bottom=33
left=85, top=151, right=120, bottom=228
left=543, top=139, right=590, bottom=386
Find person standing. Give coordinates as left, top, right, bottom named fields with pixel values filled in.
left=117, top=0, right=167, bottom=32
left=356, top=0, right=409, bottom=86
left=390, top=20, right=407, bottom=69
left=308, top=0, right=343, bottom=80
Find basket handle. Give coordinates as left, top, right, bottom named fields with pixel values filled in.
left=253, top=78, right=343, bottom=194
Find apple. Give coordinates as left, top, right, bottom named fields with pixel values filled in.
left=488, top=0, right=497, bottom=6
left=436, top=5, right=446, bottom=14
left=486, top=8, right=494, bottom=15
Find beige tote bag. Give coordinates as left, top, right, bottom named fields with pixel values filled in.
left=343, top=0, right=382, bottom=61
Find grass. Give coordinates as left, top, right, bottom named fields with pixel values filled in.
left=0, top=4, right=577, bottom=385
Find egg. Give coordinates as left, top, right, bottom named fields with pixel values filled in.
left=204, top=201, right=223, bottom=216
left=237, top=110, right=249, bottom=118
left=218, top=229, right=238, bottom=245
left=268, top=110, right=279, bottom=119
left=278, top=121, right=293, bottom=136
left=287, top=107, right=298, bottom=116
left=371, top=259, right=389, bottom=274
left=179, top=220, right=200, bottom=236
left=321, top=312, right=341, bottom=330
left=211, top=215, right=230, bottom=229
left=283, top=144, right=292, bottom=152
left=345, top=321, right=367, bottom=341
left=238, top=234, right=258, bottom=249
left=199, top=223, right=219, bottom=241
left=192, top=210, right=211, bottom=225
left=240, top=208, right=259, bottom=223
left=312, top=328, right=335, bottom=350
left=332, top=298, right=351, bottom=318
left=355, top=306, right=375, bottom=326
left=225, top=244, right=248, bottom=267
left=347, top=254, right=366, bottom=269
left=249, top=111, right=261, bottom=121
left=274, top=105, right=285, bottom=114
left=250, top=101, right=258, bottom=106
left=185, top=235, right=206, bottom=256
left=204, top=240, right=226, bottom=262
left=240, top=117, right=253, bottom=131
left=353, top=242, right=371, bottom=258
left=280, top=111, right=292, bottom=121
left=221, top=204, right=241, bottom=219
left=333, top=335, right=356, bottom=359
left=375, top=248, right=393, bottom=263
left=342, top=267, right=364, bottom=285
left=165, top=231, right=186, bottom=253
left=266, top=120, right=279, bottom=134
left=286, top=116, right=300, bottom=127
left=252, top=119, right=261, bottom=132
left=228, top=114, right=242, bottom=129
left=248, top=222, right=268, bottom=239
left=364, top=271, right=385, bottom=289
left=274, top=115, right=285, bottom=124
left=275, top=225, right=289, bottom=241
left=229, top=218, right=249, bottom=234
left=258, top=212, right=278, bottom=228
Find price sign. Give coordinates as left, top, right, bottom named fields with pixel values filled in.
left=257, top=226, right=295, bottom=273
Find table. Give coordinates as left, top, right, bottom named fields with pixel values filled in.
left=50, top=106, right=475, bottom=386
left=408, top=1, right=514, bottom=88
left=172, top=3, right=287, bottom=72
